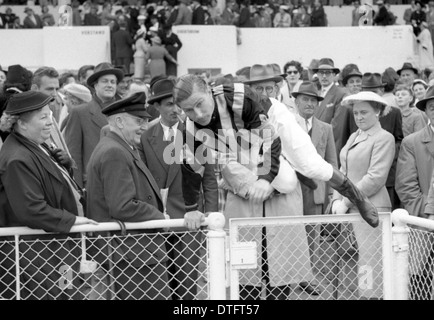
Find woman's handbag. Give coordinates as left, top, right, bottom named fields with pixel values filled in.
left=323, top=200, right=359, bottom=258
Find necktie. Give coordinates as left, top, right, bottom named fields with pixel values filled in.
left=305, top=119, right=310, bottom=133
left=321, top=88, right=326, bottom=97
left=165, top=126, right=175, bottom=142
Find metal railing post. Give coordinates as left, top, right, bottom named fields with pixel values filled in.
left=391, top=209, right=410, bottom=300
left=206, top=212, right=227, bottom=300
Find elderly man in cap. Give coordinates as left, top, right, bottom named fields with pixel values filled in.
left=397, top=86, right=434, bottom=299
left=64, top=62, right=124, bottom=188
left=138, top=77, right=218, bottom=300
left=397, top=62, right=419, bottom=86
left=86, top=91, right=171, bottom=300
left=312, top=58, right=348, bottom=162
left=361, top=72, right=403, bottom=210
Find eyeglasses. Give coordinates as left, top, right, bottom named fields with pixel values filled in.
left=286, top=70, right=299, bottom=75
left=254, top=86, right=275, bottom=94
left=318, top=70, right=333, bottom=76
left=124, top=114, right=148, bottom=126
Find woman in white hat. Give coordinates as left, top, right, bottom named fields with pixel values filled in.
left=146, top=35, right=178, bottom=79
left=58, top=83, right=92, bottom=132
left=133, top=27, right=150, bottom=80
left=412, top=78, right=429, bottom=106
left=331, top=91, right=395, bottom=299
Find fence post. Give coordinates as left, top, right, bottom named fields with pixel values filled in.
left=391, top=209, right=410, bottom=300
left=206, top=212, right=226, bottom=300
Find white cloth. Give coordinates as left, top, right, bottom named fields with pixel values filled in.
left=160, top=120, right=179, bottom=141
left=267, top=98, right=334, bottom=181
left=417, top=28, right=434, bottom=71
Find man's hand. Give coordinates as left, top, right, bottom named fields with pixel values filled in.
left=184, top=210, right=205, bottom=230
left=74, top=216, right=98, bottom=225
left=247, top=179, right=275, bottom=204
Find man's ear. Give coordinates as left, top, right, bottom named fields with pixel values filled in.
left=30, top=84, right=38, bottom=91
left=115, top=115, right=125, bottom=129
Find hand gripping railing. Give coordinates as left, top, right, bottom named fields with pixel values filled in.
left=0, top=212, right=227, bottom=300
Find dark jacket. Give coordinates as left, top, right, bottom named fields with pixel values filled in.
left=63, top=94, right=116, bottom=188
left=86, top=131, right=168, bottom=267
left=112, top=28, right=134, bottom=59
left=373, top=5, right=390, bottom=26
left=0, top=132, right=82, bottom=300
left=310, top=5, right=327, bottom=26
left=139, top=119, right=218, bottom=219
left=23, top=14, right=43, bottom=28
left=192, top=4, right=206, bottom=25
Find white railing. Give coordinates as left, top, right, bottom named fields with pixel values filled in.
left=391, top=209, right=434, bottom=300
left=0, top=212, right=227, bottom=300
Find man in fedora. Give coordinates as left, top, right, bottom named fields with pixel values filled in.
left=138, top=77, right=218, bottom=300
left=64, top=62, right=124, bottom=188
left=397, top=85, right=434, bottom=300
left=86, top=91, right=171, bottom=300
left=312, top=58, right=348, bottom=163
left=361, top=72, right=403, bottom=210
left=397, top=62, right=419, bottom=86
left=292, top=81, right=338, bottom=293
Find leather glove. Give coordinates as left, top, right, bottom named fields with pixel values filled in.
left=51, top=148, right=74, bottom=170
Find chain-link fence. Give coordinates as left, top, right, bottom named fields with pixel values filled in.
left=0, top=213, right=227, bottom=300
left=408, top=228, right=434, bottom=300
left=228, top=213, right=394, bottom=300
left=4, top=210, right=433, bottom=300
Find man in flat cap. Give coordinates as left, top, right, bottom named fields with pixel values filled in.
left=64, top=62, right=124, bottom=188
left=86, top=91, right=171, bottom=300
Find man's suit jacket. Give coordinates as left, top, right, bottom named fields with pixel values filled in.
left=192, top=5, right=205, bottom=25
left=396, top=125, right=434, bottom=218
left=63, top=95, right=115, bottom=188
left=139, top=119, right=218, bottom=220
left=86, top=131, right=167, bottom=267
left=23, top=14, right=43, bottom=28
left=379, top=106, right=403, bottom=188
left=220, top=8, right=235, bottom=25
left=334, top=122, right=395, bottom=212
left=304, top=117, right=338, bottom=209
left=112, top=29, right=134, bottom=59
left=314, top=83, right=347, bottom=162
